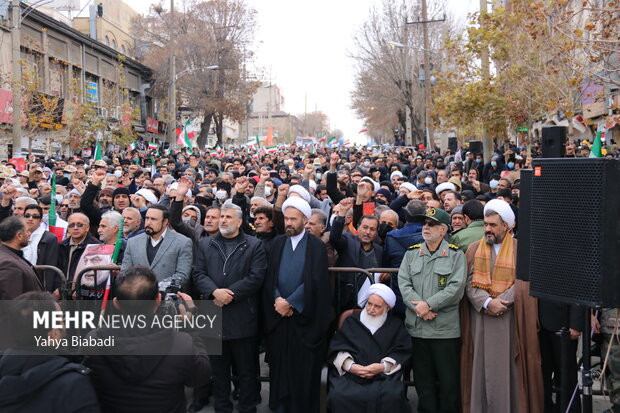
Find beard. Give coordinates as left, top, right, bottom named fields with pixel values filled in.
left=285, top=224, right=304, bottom=237
left=219, top=226, right=237, bottom=236
left=81, top=271, right=110, bottom=288
left=485, top=231, right=505, bottom=245
left=422, top=231, right=441, bottom=244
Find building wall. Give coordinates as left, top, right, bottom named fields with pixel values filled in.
left=0, top=5, right=153, bottom=156
left=73, top=0, right=137, bottom=57
left=251, top=84, right=284, bottom=113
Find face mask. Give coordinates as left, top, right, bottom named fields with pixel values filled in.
left=63, top=174, right=71, bottom=179
left=315, top=172, right=322, bottom=180
left=424, top=177, right=433, bottom=185
left=363, top=161, right=371, bottom=167
left=264, top=187, right=272, bottom=197
left=377, top=222, right=393, bottom=239
left=511, top=193, right=519, bottom=204
left=491, top=161, right=497, bottom=167
left=182, top=216, right=197, bottom=227
left=215, top=190, right=227, bottom=200
left=489, top=180, right=499, bottom=189
left=461, top=177, right=466, bottom=183
left=475, top=158, right=482, bottom=163
left=375, top=198, right=386, bottom=206
left=507, top=162, right=515, bottom=169
left=114, top=170, right=123, bottom=178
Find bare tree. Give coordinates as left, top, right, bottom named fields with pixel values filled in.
left=132, top=0, right=259, bottom=147
left=349, top=0, right=449, bottom=146
left=297, top=111, right=330, bottom=137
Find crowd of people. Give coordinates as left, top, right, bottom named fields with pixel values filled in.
left=0, top=139, right=617, bottom=413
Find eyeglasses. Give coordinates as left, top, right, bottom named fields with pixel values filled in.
left=60, top=204, right=69, bottom=208
left=68, top=222, right=85, bottom=228
left=423, top=220, right=440, bottom=227
left=23, top=214, right=42, bottom=219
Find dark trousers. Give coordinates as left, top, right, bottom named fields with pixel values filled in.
left=211, top=336, right=259, bottom=413
left=539, top=328, right=581, bottom=413
left=411, top=337, right=460, bottom=413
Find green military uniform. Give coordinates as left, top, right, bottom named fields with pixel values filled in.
left=398, top=207, right=467, bottom=413
left=450, top=219, right=485, bottom=252
left=601, top=308, right=620, bottom=411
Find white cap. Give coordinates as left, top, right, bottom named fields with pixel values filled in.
left=360, top=177, right=380, bottom=192
left=282, top=196, right=311, bottom=219
left=484, top=199, right=515, bottom=229
left=136, top=188, right=158, bottom=204
left=390, top=170, right=404, bottom=180
left=399, top=182, right=417, bottom=193
left=435, top=182, right=456, bottom=195
left=288, top=184, right=311, bottom=203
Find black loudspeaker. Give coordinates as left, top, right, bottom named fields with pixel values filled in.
left=448, top=137, right=458, bottom=152
left=516, top=169, right=532, bottom=281
left=528, top=158, right=620, bottom=307
left=467, top=140, right=483, bottom=155
left=541, top=126, right=566, bottom=158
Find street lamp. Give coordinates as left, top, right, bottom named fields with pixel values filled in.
left=175, top=65, right=218, bottom=81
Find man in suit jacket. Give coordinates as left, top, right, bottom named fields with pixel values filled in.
left=120, top=204, right=193, bottom=285
left=0, top=216, right=43, bottom=299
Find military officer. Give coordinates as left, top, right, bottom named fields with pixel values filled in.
left=398, top=206, right=467, bottom=413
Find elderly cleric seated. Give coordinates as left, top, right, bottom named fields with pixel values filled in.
left=327, top=284, right=412, bottom=413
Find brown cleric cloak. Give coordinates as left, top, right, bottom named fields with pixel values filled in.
left=460, top=239, right=544, bottom=413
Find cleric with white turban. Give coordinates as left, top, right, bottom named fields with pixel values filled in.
left=484, top=198, right=515, bottom=229
left=282, top=196, right=312, bottom=219
left=365, top=283, right=396, bottom=309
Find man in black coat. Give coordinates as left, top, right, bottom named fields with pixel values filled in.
left=330, top=198, right=382, bottom=311
left=87, top=266, right=211, bottom=413
left=0, top=291, right=101, bottom=413
left=59, top=213, right=102, bottom=284
left=262, top=197, right=333, bottom=413
left=194, top=202, right=267, bottom=413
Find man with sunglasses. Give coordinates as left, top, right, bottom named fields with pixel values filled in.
left=398, top=206, right=466, bottom=413
left=59, top=213, right=101, bottom=284
left=21, top=205, right=60, bottom=294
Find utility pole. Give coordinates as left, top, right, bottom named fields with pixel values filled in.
left=421, top=0, right=433, bottom=150
left=167, top=0, right=176, bottom=146
left=11, top=0, right=22, bottom=158
left=480, top=0, right=493, bottom=162
left=406, top=1, right=444, bottom=151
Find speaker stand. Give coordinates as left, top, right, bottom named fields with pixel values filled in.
left=582, top=308, right=593, bottom=413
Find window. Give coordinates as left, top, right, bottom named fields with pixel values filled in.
left=120, top=45, right=126, bottom=55
left=112, top=40, right=117, bottom=50
left=104, top=36, right=110, bottom=46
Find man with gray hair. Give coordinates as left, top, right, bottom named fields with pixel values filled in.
left=193, top=200, right=267, bottom=413
left=97, top=210, right=125, bottom=263
left=0, top=191, right=37, bottom=222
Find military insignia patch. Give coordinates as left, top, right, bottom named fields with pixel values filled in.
left=438, top=274, right=447, bottom=288
left=428, top=208, right=436, bottom=217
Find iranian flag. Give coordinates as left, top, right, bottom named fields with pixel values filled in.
left=265, top=146, right=278, bottom=154
left=590, top=131, right=603, bottom=158
left=327, top=136, right=337, bottom=147
left=148, top=142, right=159, bottom=151
left=129, top=141, right=137, bottom=151
left=318, top=135, right=327, bottom=145
left=342, top=139, right=352, bottom=147
left=358, top=126, right=368, bottom=134
left=177, top=119, right=195, bottom=149
left=48, top=174, right=64, bottom=242
left=94, top=140, right=103, bottom=161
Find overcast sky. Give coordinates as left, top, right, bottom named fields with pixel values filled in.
left=79, top=0, right=479, bottom=140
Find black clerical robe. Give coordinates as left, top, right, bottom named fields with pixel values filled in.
left=327, top=312, right=412, bottom=413
left=262, top=233, right=333, bottom=413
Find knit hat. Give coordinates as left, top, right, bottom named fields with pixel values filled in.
left=113, top=187, right=130, bottom=199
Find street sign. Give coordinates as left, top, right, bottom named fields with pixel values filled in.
left=516, top=126, right=529, bottom=132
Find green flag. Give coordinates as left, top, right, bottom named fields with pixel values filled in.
left=94, top=140, right=103, bottom=161
left=590, top=131, right=603, bottom=158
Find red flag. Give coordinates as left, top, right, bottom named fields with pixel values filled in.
left=265, top=126, right=273, bottom=146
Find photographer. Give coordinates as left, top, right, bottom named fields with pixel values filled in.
left=87, top=266, right=211, bottom=413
